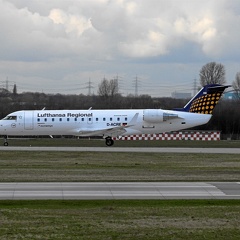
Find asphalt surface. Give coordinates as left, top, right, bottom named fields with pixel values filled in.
left=0, top=182, right=240, bottom=200
left=1, top=146, right=240, bottom=154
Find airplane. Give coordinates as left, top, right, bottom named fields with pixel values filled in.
left=0, top=84, right=229, bottom=146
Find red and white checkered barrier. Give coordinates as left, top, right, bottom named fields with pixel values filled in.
left=114, top=131, right=220, bottom=141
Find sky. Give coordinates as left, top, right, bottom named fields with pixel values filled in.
left=0, top=0, right=240, bottom=97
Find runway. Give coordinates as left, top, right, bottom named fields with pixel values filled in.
left=0, top=182, right=240, bottom=200
left=1, top=146, right=240, bottom=154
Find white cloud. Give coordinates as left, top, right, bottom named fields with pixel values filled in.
left=174, top=16, right=217, bottom=53
left=1, top=0, right=240, bottom=96
left=2, top=0, right=240, bottom=60
left=49, top=9, right=92, bottom=36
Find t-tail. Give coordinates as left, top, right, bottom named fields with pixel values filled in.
left=175, top=84, right=230, bottom=114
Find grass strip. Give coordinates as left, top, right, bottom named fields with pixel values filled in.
left=0, top=151, right=239, bottom=182
left=0, top=200, right=239, bottom=240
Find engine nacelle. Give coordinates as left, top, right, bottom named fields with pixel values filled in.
left=143, top=109, right=164, bottom=123
left=143, top=109, right=179, bottom=123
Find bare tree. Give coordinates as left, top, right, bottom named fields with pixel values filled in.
left=98, top=78, right=119, bottom=98
left=109, top=79, right=118, bottom=97
left=199, top=62, right=226, bottom=86
left=98, top=78, right=110, bottom=98
left=232, top=72, right=240, bottom=99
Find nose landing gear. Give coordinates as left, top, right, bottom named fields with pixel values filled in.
left=3, top=135, right=8, bottom=146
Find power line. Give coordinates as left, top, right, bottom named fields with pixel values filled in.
left=133, top=75, right=141, bottom=97
left=86, top=78, right=94, bottom=96
left=0, top=77, right=15, bottom=92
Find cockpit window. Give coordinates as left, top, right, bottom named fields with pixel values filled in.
left=3, top=116, right=17, bottom=120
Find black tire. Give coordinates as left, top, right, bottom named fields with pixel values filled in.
left=3, top=142, right=8, bottom=146
left=105, top=138, right=114, bottom=146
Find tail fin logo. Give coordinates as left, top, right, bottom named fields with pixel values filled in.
left=189, top=92, right=222, bottom=114
left=174, top=84, right=230, bottom=114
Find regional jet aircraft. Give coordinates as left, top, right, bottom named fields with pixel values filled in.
left=0, top=84, right=229, bottom=146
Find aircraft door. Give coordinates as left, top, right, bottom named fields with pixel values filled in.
left=24, top=111, right=34, bottom=130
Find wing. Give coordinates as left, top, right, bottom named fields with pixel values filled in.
left=77, top=113, right=139, bottom=137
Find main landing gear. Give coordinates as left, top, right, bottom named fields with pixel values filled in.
left=3, top=135, right=8, bottom=146
left=105, top=137, right=114, bottom=146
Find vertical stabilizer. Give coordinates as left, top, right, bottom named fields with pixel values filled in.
left=175, top=84, right=229, bottom=114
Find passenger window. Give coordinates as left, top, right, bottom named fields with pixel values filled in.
left=125, top=117, right=128, bottom=121
left=67, top=118, right=70, bottom=121
left=44, top=118, right=47, bottom=122
left=103, top=118, right=106, bottom=121
left=75, top=118, right=77, bottom=121
left=37, top=118, right=40, bottom=122
left=96, top=118, right=98, bottom=121
left=117, top=117, right=120, bottom=121
left=81, top=118, right=84, bottom=121
left=52, top=118, right=54, bottom=122
left=110, top=118, right=112, bottom=121
left=59, top=118, right=62, bottom=122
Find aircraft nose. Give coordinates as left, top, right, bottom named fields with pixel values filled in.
left=0, top=121, right=7, bottom=134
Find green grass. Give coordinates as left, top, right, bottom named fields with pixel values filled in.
left=0, top=200, right=239, bottom=240
left=0, top=151, right=239, bottom=182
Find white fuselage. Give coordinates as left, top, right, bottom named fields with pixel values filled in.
left=0, top=109, right=212, bottom=137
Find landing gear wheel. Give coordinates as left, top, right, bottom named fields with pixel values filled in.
left=105, top=137, right=114, bottom=146
left=3, top=136, right=8, bottom=146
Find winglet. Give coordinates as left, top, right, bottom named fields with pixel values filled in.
left=174, top=84, right=230, bottom=114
